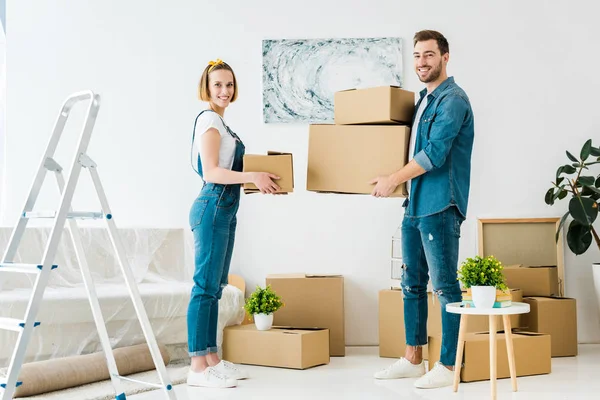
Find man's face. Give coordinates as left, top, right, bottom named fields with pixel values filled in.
left=413, top=39, right=448, bottom=83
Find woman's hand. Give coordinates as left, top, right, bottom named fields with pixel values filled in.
left=251, top=172, right=281, bottom=194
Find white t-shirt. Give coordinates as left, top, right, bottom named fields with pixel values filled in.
left=194, top=111, right=236, bottom=172
left=406, top=95, right=429, bottom=198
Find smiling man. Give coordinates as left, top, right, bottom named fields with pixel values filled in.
left=371, top=30, right=475, bottom=389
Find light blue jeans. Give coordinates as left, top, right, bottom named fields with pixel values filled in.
left=187, top=183, right=239, bottom=356
left=401, top=205, right=464, bottom=366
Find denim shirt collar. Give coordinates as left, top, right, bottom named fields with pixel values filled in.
left=419, top=76, right=455, bottom=100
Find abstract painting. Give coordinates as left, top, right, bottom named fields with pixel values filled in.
left=262, top=37, right=403, bottom=124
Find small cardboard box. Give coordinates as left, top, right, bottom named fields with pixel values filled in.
left=266, top=274, right=345, bottom=356
left=522, top=297, right=578, bottom=357
left=307, top=125, right=410, bottom=197
left=428, top=331, right=551, bottom=382
left=334, top=86, right=415, bottom=125
left=243, top=151, right=294, bottom=194
left=222, top=325, right=330, bottom=369
left=503, top=265, right=559, bottom=297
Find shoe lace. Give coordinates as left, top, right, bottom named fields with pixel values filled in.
left=222, top=360, right=240, bottom=371
left=425, top=362, right=448, bottom=380
left=206, top=367, right=228, bottom=380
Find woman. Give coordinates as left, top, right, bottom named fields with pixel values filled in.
left=187, top=59, right=280, bottom=388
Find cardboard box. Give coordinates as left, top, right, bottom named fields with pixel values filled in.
left=266, top=274, right=345, bottom=356
left=307, top=125, right=410, bottom=197
left=478, top=218, right=565, bottom=296
left=522, top=297, right=577, bottom=357
left=379, top=289, right=525, bottom=359
left=243, top=151, right=294, bottom=194
left=222, top=325, right=329, bottom=369
left=503, top=265, right=559, bottom=297
left=334, top=86, right=415, bottom=125
left=428, top=331, right=551, bottom=382
left=378, top=289, right=443, bottom=359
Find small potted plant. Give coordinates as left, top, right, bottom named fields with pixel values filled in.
left=457, top=255, right=508, bottom=308
left=243, top=285, right=284, bottom=331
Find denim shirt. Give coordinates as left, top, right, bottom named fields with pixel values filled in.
left=405, top=77, right=474, bottom=218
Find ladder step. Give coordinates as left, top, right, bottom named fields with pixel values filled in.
left=22, top=211, right=105, bottom=220
left=0, top=318, right=40, bottom=332
left=114, top=375, right=170, bottom=390
left=0, top=263, right=58, bottom=274
left=0, top=380, right=23, bottom=389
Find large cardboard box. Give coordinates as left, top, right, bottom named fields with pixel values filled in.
left=502, top=265, right=559, bottom=297
left=243, top=151, right=294, bottom=194
left=266, top=274, right=345, bottom=356
left=222, top=325, right=329, bottom=369
left=379, top=289, right=525, bottom=360
left=307, top=125, right=410, bottom=197
left=522, top=297, right=577, bottom=357
left=428, top=331, right=551, bottom=382
left=378, top=289, right=442, bottom=359
left=334, top=86, right=415, bottom=125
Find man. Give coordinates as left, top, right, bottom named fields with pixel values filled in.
left=370, top=30, right=474, bottom=389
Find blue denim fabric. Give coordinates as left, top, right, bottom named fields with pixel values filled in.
left=187, top=111, right=244, bottom=356
left=401, top=205, right=464, bottom=366
left=406, top=77, right=474, bottom=218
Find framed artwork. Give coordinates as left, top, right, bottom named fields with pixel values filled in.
left=262, top=37, right=403, bottom=123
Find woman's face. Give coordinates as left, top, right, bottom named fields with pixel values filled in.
left=208, top=69, right=234, bottom=109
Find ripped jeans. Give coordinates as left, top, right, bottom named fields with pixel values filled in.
left=401, top=205, right=464, bottom=366
left=187, top=183, right=240, bottom=356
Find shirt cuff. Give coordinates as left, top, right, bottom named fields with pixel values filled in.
left=413, top=150, right=434, bottom=171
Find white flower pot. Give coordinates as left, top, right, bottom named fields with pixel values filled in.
left=471, top=286, right=496, bottom=309
left=593, top=263, right=600, bottom=314
left=253, top=313, right=273, bottom=331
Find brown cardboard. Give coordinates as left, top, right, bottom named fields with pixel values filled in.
left=307, top=125, right=410, bottom=197
left=378, top=290, right=443, bottom=359
left=522, top=297, right=578, bottom=357
left=266, top=274, right=345, bottom=356
left=222, top=325, right=329, bottom=369
left=478, top=218, right=565, bottom=296
left=503, top=265, right=559, bottom=296
left=428, top=331, right=551, bottom=382
left=334, top=86, right=415, bottom=125
left=243, top=151, right=294, bottom=194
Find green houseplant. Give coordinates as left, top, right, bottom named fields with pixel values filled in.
left=457, top=255, right=507, bottom=308
left=545, top=138, right=600, bottom=317
left=545, top=138, right=600, bottom=255
left=243, top=285, right=284, bottom=331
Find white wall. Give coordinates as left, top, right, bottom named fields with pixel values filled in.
left=4, top=0, right=600, bottom=344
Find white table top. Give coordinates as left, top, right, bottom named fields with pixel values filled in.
left=446, top=302, right=530, bottom=315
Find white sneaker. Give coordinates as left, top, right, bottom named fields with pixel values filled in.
left=212, top=360, right=250, bottom=380
left=374, top=358, right=425, bottom=379
left=414, top=361, right=454, bottom=389
left=187, top=366, right=237, bottom=388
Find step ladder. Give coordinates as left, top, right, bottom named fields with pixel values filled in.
left=0, top=91, right=177, bottom=400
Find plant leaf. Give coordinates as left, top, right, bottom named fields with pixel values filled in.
left=590, top=146, right=600, bottom=157
left=557, top=189, right=568, bottom=200
left=563, top=165, right=577, bottom=174
left=587, top=186, right=600, bottom=195
left=566, top=151, right=579, bottom=163
left=545, top=188, right=555, bottom=205
left=556, top=211, right=569, bottom=242
left=596, top=175, right=600, bottom=188
left=567, top=220, right=593, bottom=255
left=556, top=177, right=564, bottom=185
left=579, top=176, right=596, bottom=186
left=581, top=139, right=593, bottom=161
left=569, top=196, right=598, bottom=225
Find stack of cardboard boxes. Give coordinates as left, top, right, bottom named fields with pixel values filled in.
left=379, top=218, right=578, bottom=383
left=222, top=274, right=344, bottom=370
left=307, top=86, right=415, bottom=196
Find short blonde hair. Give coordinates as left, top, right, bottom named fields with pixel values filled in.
left=197, top=61, right=238, bottom=102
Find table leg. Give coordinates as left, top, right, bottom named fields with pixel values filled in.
left=503, top=315, right=518, bottom=391
left=453, top=314, right=468, bottom=392
left=489, top=315, right=497, bottom=400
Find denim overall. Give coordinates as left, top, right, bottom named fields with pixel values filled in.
left=187, top=110, right=244, bottom=356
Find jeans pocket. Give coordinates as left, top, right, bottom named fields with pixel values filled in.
left=189, top=199, right=209, bottom=229
left=217, top=191, right=239, bottom=209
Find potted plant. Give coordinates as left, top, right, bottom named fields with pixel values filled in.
left=545, top=138, right=600, bottom=300
left=457, top=255, right=508, bottom=308
left=243, top=285, right=284, bottom=331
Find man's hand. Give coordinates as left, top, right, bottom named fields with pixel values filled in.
left=369, top=175, right=398, bottom=198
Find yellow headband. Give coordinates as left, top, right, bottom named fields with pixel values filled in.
left=208, top=59, right=224, bottom=72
